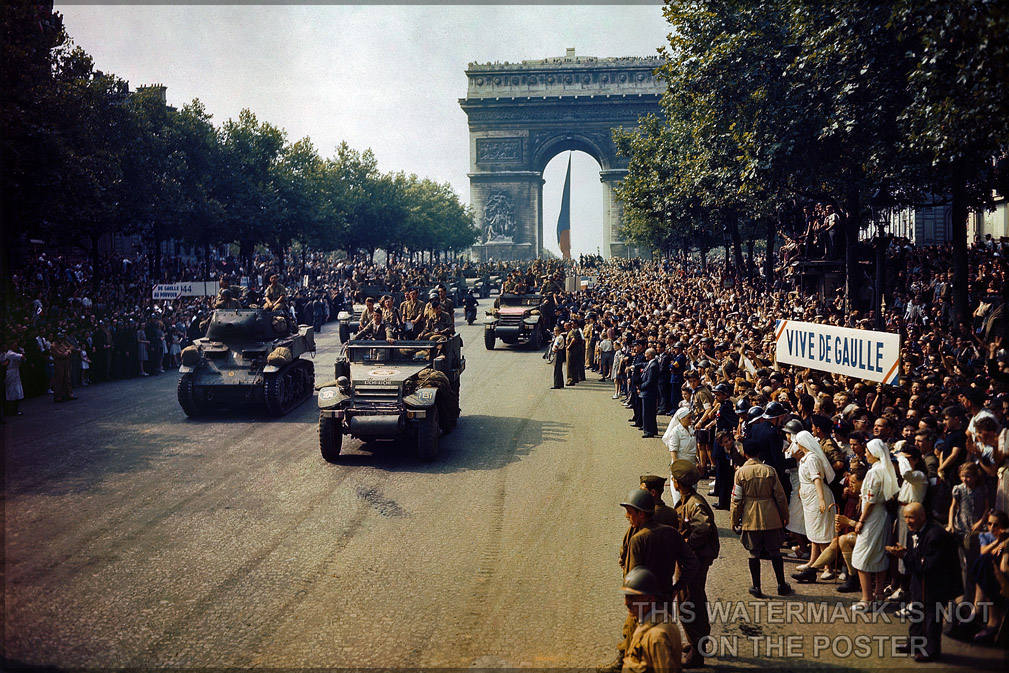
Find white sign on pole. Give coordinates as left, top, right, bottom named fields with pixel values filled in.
left=774, top=319, right=900, bottom=384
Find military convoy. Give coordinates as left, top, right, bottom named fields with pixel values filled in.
left=483, top=294, right=549, bottom=350
left=177, top=309, right=315, bottom=417
left=316, top=334, right=464, bottom=462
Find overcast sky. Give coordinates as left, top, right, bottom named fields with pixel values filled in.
left=57, top=4, right=670, bottom=257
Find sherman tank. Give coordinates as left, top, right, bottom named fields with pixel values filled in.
left=177, top=309, right=315, bottom=417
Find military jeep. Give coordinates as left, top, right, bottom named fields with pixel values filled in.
left=483, top=293, right=548, bottom=350
left=317, top=334, right=464, bottom=462
left=177, top=309, right=315, bottom=417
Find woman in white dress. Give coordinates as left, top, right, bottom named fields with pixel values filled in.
left=663, top=407, right=696, bottom=505
left=794, top=431, right=836, bottom=567
left=784, top=447, right=806, bottom=538
left=850, top=438, right=899, bottom=611
left=4, top=346, right=25, bottom=416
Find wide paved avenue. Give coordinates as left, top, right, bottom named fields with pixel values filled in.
left=3, top=315, right=1002, bottom=670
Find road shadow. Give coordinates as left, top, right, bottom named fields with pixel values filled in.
left=177, top=395, right=318, bottom=424
left=3, top=422, right=198, bottom=498
left=323, top=414, right=571, bottom=475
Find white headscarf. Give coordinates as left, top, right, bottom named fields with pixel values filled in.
left=673, top=406, right=694, bottom=432
left=867, top=438, right=899, bottom=501
left=795, top=430, right=835, bottom=484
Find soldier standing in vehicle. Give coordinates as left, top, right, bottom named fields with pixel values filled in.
left=399, top=288, right=424, bottom=337
left=670, top=460, right=719, bottom=668
left=419, top=297, right=454, bottom=337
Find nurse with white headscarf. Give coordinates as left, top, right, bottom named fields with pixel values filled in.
left=663, top=407, right=696, bottom=505
left=794, top=430, right=836, bottom=562
left=850, top=438, right=899, bottom=611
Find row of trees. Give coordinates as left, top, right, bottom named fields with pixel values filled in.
left=614, top=0, right=1009, bottom=319
left=2, top=2, right=477, bottom=278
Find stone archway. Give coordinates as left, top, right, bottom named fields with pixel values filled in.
left=459, top=49, right=663, bottom=260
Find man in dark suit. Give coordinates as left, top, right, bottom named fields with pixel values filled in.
left=550, top=326, right=566, bottom=389
left=639, top=347, right=660, bottom=438
left=655, top=341, right=672, bottom=415
left=627, top=341, right=646, bottom=428
left=891, top=502, right=961, bottom=662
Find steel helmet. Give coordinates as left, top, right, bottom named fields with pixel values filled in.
left=619, top=488, right=655, bottom=514
left=735, top=398, right=750, bottom=412
left=713, top=382, right=733, bottom=396
left=763, top=401, right=787, bottom=419
left=621, top=566, right=669, bottom=598
left=747, top=406, right=765, bottom=423
left=783, top=419, right=804, bottom=435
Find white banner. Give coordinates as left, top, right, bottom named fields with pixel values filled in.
left=151, top=281, right=219, bottom=299
left=152, top=284, right=182, bottom=300
left=774, top=319, right=900, bottom=384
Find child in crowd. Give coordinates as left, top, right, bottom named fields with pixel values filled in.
left=949, top=462, right=992, bottom=611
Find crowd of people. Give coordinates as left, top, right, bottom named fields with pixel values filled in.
left=6, top=234, right=1009, bottom=668
left=532, top=242, right=1009, bottom=668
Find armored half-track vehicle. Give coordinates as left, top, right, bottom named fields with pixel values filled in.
left=177, top=309, right=315, bottom=417
left=483, top=294, right=549, bottom=350
left=317, top=334, right=465, bottom=462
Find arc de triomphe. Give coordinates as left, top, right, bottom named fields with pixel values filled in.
left=459, top=49, right=663, bottom=260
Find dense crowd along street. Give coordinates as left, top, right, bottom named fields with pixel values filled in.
left=4, top=239, right=1009, bottom=670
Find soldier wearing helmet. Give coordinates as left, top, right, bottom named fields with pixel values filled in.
left=611, top=488, right=698, bottom=673
left=671, top=459, right=719, bottom=668
left=620, top=567, right=682, bottom=673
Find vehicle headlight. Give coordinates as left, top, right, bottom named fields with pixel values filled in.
left=337, top=375, right=350, bottom=392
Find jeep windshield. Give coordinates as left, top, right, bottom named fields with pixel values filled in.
left=346, top=345, right=431, bottom=364
left=500, top=295, right=541, bottom=307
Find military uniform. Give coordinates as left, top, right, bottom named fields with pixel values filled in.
left=354, top=320, right=395, bottom=341
left=399, top=298, right=424, bottom=336
left=621, top=520, right=699, bottom=656
left=674, top=490, right=718, bottom=665
left=420, top=308, right=454, bottom=336
left=731, top=457, right=788, bottom=559
left=214, top=297, right=242, bottom=309
left=263, top=282, right=288, bottom=309
left=622, top=616, right=682, bottom=673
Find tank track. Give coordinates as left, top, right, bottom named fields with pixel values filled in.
left=263, top=358, right=315, bottom=416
